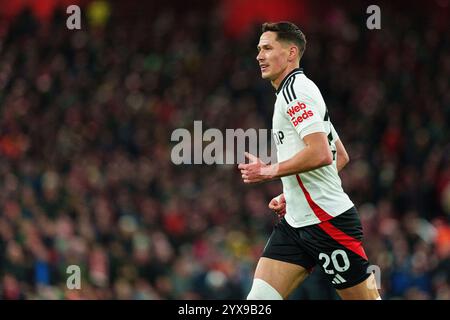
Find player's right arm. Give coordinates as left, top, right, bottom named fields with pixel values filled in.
left=269, top=137, right=348, bottom=215
left=335, top=138, right=350, bottom=172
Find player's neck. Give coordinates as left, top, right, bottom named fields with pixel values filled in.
left=271, top=65, right=300, bottom=90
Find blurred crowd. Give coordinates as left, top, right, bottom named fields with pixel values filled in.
left=0, top=1, right=449, bottom=299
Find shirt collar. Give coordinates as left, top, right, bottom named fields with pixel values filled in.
left=275, top=67, right=303, bottom=95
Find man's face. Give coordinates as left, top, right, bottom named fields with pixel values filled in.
left=256, top=31, right=290, bottom=81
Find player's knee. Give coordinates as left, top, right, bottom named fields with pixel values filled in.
left=247, top=278, right=283, bottom=300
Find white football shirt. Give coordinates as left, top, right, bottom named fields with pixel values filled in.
left=272, top=68, right=354, bottom=228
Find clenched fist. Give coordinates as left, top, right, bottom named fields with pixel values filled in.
left=268, top=194, right=286, bottom=219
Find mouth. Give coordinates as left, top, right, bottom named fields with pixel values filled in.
left=260, top=64, right=269, bottom=72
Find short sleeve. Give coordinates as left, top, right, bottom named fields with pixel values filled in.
left=282, top=95, right=326, bottom=139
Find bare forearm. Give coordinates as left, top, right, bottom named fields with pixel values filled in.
left=240, top=133, right=334, bottom=184
left=336, top=157, right=348, bottom=172
left=335, top=139, right=349, bottom=173
left=273, top=146, right=332, bottom=179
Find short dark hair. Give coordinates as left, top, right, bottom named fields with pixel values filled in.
left=261, top=21, right=307, bottom=58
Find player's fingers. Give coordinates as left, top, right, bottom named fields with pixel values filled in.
left=268, top=199, right=278, bottom=209
left=273, top=203, right=285, bottom=211
left=277, top=209, right=286, bottom=217
left=244, top=152, right=260, bottom=164
left=238, top=163, right=248, bottom=170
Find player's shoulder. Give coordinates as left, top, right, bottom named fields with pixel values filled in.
left=277, top=69, right=321, bottom=105
left=292, top=72, right=321, bottom=97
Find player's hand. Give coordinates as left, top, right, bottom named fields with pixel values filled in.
left=238, top=152, right=277, bottom=184
left=269, top=194, right=286, bottom=218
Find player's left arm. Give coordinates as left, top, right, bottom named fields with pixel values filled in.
left=272, top=132, right=333, bottom=178
left=239, top=89, right=333, bottom=183
left=238, top=132, right=332, bottom=184
left=328, top=122, right=349, bottom=172
left=335, top=138, right=350, bottom=172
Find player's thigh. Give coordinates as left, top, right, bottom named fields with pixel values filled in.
left=254, top=257, right=309, bottom=299
left=336, top=273, right=380, bottom=300
left=256, top=218, right=315, bottom=298
left=301, top=207, right=379, bottom=296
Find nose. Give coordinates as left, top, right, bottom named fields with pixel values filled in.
left=256, top=51, right=264, bottom=62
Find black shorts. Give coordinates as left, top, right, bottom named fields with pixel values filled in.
left=262, top=206, right=371, bottom=290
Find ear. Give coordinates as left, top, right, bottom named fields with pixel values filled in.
left=288, top=45, right=299, bottom=62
